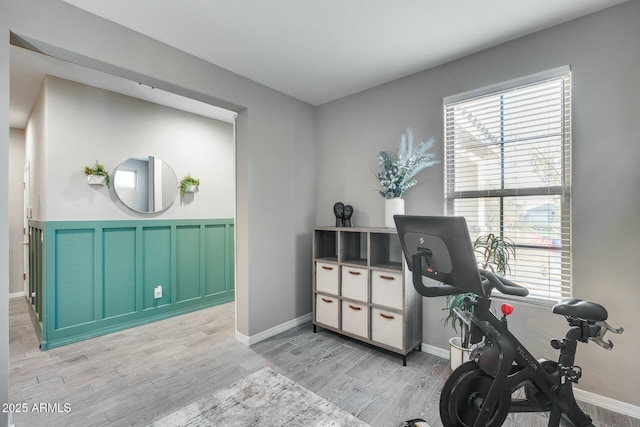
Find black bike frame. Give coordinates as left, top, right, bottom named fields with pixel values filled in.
left=463, top=296, right=594, bottom=427
left=396, top=217, right=604, bottom=427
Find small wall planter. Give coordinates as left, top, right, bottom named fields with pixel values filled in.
left=183, top=184, right=198, bottom=193
left=180, top=174, right=200, bottom=195
left=84, top=161, right=110, bottom=188
left=87, top=174, right=107, bottom=186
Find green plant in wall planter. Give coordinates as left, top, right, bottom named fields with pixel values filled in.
left=84, top=161, right=110, bottom=188
left=180, top=174, right=200, bottom=195
left=443, top=232, right=516, bottom=370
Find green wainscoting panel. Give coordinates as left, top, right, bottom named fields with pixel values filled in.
left=103, top=228, right=137, bottom=319
left=28, top=223, right=45, bottom=343
left=55, top=229, right=96, bottom=329
left=143, top=226, right=172, bottom=309
left=229, top=224, right=235, bottom=291
left=29, top=226, right=44, bottom=321
left=205, top=224, right=227, bottom=296
left=176, top=225, right=202, bottom=302
left=27, top=218, right=234, bottom=350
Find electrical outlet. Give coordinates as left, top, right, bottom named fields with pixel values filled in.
left=154, top=285, right=162, bottom=299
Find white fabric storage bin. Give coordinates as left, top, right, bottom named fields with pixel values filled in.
left=315, top=294, right=339, bottom=329
left=371, top=270, right=403, bottom=309
left=371, top=307, right=404, bottom=350
left=341, top=301, right=368, bottom=339
left=316, top=262, right=339, bottom=295
left=341, top=266, right=368, bottom=302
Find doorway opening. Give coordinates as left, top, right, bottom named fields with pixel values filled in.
left=9, top=33, right=240, bottom=348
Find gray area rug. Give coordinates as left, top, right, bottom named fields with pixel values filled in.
left=152, top=367, right=370, bottom=426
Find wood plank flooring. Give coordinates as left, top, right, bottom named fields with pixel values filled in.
left=8, top=297, right=640, bottom=427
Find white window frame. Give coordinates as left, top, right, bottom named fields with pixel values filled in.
left=443, top=66, right=572, bottom=304
left=114, top=169, right=137, bottom=189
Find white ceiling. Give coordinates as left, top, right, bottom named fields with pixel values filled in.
left=10, top=0, right=626, bottom=128
left=62, top=0, right=626, bottom=106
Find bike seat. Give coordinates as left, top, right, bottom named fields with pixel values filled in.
left=552, top=298, right=608, bottom=322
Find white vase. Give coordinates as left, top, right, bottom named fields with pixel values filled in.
left=449, top=336, right=470, bottom=371
left=384, top=197, right=404, bottom=228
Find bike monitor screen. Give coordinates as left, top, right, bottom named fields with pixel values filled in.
left=395, top=215, right=486, bottom=297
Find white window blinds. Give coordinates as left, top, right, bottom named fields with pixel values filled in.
left=444, top=67, right=571, bottom=302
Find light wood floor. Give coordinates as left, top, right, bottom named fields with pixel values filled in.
left=8, top=297, right=640, bottom=427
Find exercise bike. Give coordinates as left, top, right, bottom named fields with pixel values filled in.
left=395, top=215, right=623, bottom=427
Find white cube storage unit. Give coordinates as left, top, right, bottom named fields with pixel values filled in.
left=312, top=227, right=422, bottom=365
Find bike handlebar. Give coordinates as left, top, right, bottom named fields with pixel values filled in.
left=479, top=269, right=529, bottom=297
left=591, top=320, right=624, bottom=350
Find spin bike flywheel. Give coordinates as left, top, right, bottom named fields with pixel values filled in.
left=440, top=361, right=511, bottom=427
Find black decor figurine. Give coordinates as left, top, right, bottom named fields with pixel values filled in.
left=333, top=202, right=344, bottom=227
left=343, top=205, right=353, bottom=227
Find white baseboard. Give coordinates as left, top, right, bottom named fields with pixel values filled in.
left=235, top=312, right=312, bottom=346
left=574, top=387, right=640, bottom=420
left=9, top=291, right=25, bottom=299
left=420, top=343, right=640, bottom=419
left=421, top=342, right=449, bottom=360
left=235, top=330, right=251, bottom=346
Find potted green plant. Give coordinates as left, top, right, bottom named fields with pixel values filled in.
left=473, top=233, right=516, bottom=275
left=180, top=173, right=200, bottom=195
left=443, top=233, right=515, bottom=369
left=84, top=161, right=110, bottom=188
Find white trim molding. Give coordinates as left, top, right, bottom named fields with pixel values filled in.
left=9, top=291, right=25, bottom=299
left=574, top=388, right=640, bottom=420
left=235, top=312, right=313, bottom=346
left=421, top=344, right=640, bottom=419
left=421, top=343, right=449, bottom=360
left=443, top=65, right=571, bottom=105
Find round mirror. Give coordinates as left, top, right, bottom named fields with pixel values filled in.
left=113, top=156, right=178, bottom=213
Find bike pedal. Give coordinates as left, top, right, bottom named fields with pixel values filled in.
left=564, top=365, right=582, bottom=383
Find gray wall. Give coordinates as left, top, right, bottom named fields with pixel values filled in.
left=31, top=75, right=235, bottom=221
left=0, top=1, right=317, bottom=422
left=316, top=2, right=639, bottom=405
left=9, top=128, right=25, bottom=295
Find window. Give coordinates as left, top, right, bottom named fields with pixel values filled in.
left=114, top=169, right=137, bottom=189
left=444, top=66, right=571, bottom=302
